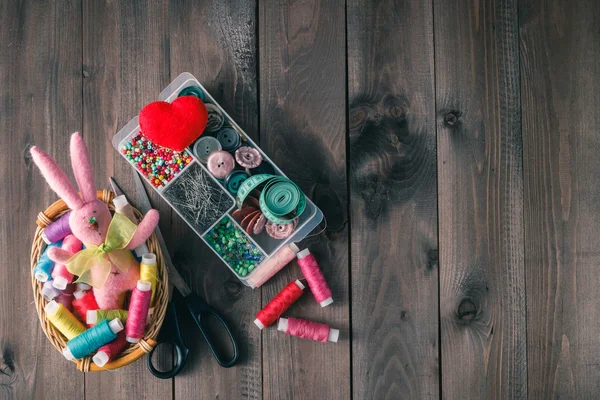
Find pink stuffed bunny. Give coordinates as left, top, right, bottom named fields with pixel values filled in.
left=31, top=133, right=159, bottom=309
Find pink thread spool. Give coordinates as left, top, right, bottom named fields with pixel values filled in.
left=52, top=234, right=82, bottom=290
left=93, top=331, right=128, bottom=367
left=42, top=211, right=72, bottom=244
left=277, top=317, right=339, bottom=343
left=125, top=280, right=152, bottom=343
left=246, top=243, right=299, bottom=288
left=296, top=248, right=333, bottom=307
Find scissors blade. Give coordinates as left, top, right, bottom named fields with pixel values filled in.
left=131, top=172, right=192, bottom=297
left=109, top=177, right=125, bottom=197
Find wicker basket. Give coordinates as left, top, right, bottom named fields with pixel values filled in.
left=31, top=190, right=169, bottom=371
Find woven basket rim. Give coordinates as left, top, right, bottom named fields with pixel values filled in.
left=31, top=189, right=169, bottom=372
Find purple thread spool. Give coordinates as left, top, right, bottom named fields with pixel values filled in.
left=42, top=211, right=72, bottom=244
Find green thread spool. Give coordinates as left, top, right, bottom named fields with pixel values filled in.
left=86, top=309, right=128, bottom=325
left=63, top=318, right=123, bottom=360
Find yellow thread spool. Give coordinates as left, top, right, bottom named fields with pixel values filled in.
left=87, top=309, right=128, bottom=325
left=140, top=253, right=158, bottom=307
left=45, top=300, right=86, bottom=340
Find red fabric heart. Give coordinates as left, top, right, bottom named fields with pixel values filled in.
left=139, top=97, right=208, bottom=151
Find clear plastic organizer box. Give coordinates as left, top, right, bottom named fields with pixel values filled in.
left=112, top=72, right=323, bottom=287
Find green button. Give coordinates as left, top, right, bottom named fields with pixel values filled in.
left=226, top=170, right=249, bottom=195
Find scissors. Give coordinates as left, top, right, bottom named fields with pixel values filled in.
left=110, top=174, right=239, bottom=379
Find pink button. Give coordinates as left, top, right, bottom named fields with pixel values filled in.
left=235, top=146, right=263, bottom=168
left=207, top=150, right=235, bottom=179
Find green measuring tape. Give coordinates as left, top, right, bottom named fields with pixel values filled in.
left=237, top=174, right=306, bottom=224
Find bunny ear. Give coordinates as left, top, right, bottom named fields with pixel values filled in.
left=70, top=133, right=97, bottom=203
left=30, top=146, right=84, bottom=209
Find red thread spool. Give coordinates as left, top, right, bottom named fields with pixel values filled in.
left=254, top=280, right=305, bottom=329
left=296, top=249, right=333, bottom=307
left=125, top=280, right=152, bottom=343
left=72, top=289, right=100, bottom=327
left=93, top=331, right=128, bottom=367
left=277, top=317, right=339, bottom=343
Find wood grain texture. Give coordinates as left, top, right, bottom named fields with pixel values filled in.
left=347, top=0, right=439, bottom=399
left=435, top=0, right=526, bottom=398
left=259, top=0, right=350, bottom=399
left=520, top=0, right=600, bottom=398
left=0, top=1, right=84, bottom=399
left=82, top=0, right=173, bottom=398
left=167, top=1, right=262, bottom=399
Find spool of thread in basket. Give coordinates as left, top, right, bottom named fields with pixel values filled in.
left=113, top=195, right=150, bottom=258
left=254, top=280, right=305, bottom=329
left=125, top=280, right=152, bottom=343
left=277, top=317, right=339, bottom=343
left=41, top=211, right=72, bottom=244
left=72, top=290, right=99, bottom=327
left=33, top=240, right=63, bottom=282
left=296, top=248, right=333, bottom=307
left=55, top=284, right=75, bottom=311
left=87, top=309, right=128, bottom=325
left=52, top=235, right=82, bottom=290
left=140, top=253, right=158, bottom=307
left=41, top=280, right=60, bottom=301
left=246, top=243, right=300, bottom=288
left=93, top=331, right=128, bottom=367
left=63, top=318, right=124, bottom=360
left=45, top=300, right=86, bottom=340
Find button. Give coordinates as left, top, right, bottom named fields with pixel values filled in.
left=206, top=150, right=235, bottom=179
left=205, top=104, right=225, bottom=132
left=193, top=136, right=222, bottom=163
left=235, top=146, right=263, bottom=168
left=216, top=127, right=241, bottom=151
left=225, top=170, right=250, bottom=195
left=247, top=160, right=275, bottom=176
left=178, top=85, right=206, bottom=101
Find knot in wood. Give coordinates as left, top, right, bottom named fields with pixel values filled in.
left=223, top=280, right=243, bottom=298
left=444, top=111, right=461, bottom=127
left=457, top=298, right=478, bottom=323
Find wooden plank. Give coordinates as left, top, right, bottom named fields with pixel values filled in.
left=520, top=0, right=600, bottom=397
left=347, top=0, right=439, bottom=399
left=259, top=0, right=350, bottom=399
left=0, top=1, right=84, bottom=399
left=167, top=1, right=262, bottom=399
left=82, top=1, right=173, bottom=398
left=434, top=0, right=526, bottom=398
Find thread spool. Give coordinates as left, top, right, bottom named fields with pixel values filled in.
left=87, top=309, right=128, bottom=325
left=113, top=195, right=150, bottom=258
left=41, top=280, right=60, bottom=301
left=93, top=331, right=128, bottom=367
left=72, top=290, right=99, bottom=327
left=140, top=253, right=158, bottom=307
left=76, top=282, right=91, bottom=291
left=277, top=317, right=339, bottom=343
left=45, top=300, right=86, bottom=340
left=254, top=280, right=305, bottom=329
left=33, top=240, right=63, bottom=282
left=63, top=318, right=124, bottom=360
left=246, top=243, right=299, bottom=288
left=125, top=280, right=152, bottom=343
left=296, top=248, right=333, bottom=307
left=42, top=211, right=72, bottom=244
left=52, top=235, right=82, bottom=290
left=55, top=284, right=75, bottom=311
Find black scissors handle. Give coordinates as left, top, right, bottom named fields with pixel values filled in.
left=147, top=301, right=190, bottom=379
left=185, top=292, right=239, bottom=368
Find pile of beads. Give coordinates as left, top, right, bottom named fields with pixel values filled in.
left=204, top=216, right=265, bottom=277
left=120, top=132, right=193, bottom=188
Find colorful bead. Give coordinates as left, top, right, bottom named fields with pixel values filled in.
left=121, top=132, right=193, bottom=188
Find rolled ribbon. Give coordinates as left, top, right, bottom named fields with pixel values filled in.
left=66, top=213, right=138, bottom=289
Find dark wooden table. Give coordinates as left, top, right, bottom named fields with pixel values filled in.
left=2, top=0, right=599, bottom=399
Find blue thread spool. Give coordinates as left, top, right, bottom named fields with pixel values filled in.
left=33, top=240, right=63, bottom=282
left=62, top=318, right=124, bottom=360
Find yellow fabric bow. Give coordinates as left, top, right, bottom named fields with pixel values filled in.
left=66, top=212, right=138, bottom=289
